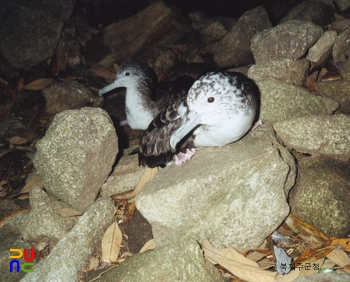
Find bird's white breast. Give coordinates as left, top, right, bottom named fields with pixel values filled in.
left=193, top=110, right=255, bottom=147
left=125, top=88, right=155, bottom=130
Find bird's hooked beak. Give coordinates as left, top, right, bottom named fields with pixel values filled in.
left=98, top=80, right=120, bottom=96
left=170, top=111, right=202, bottom=149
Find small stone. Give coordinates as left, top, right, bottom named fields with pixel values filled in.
left=306, top=30, right=337, bottom=63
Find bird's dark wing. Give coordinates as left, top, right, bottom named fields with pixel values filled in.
left=153, top=76, right=195, bottom=108
left=138, top=97, right=195, bottom=168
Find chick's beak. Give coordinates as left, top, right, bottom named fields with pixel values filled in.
left=98, top=80, right=119, bottom=96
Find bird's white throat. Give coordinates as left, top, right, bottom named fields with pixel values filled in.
left=124, top=87, right=155, bottom=130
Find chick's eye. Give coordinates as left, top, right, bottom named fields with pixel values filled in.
left=125, top=72, right=130, bottom=76
left=207, top=97, right=215, bottom=103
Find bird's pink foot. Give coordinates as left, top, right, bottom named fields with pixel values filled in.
left=119, top=119, right=128, bottom=126
left=174, top=148, right=196, bottom=166
left=251, top=120, right=262, bottom=131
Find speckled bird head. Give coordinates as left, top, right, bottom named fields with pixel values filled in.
left=186, top=71, right=257, bottom=119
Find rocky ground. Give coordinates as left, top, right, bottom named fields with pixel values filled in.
left=0, top=0, right=350, bottom=281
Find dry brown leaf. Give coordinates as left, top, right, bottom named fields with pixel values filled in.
left=343, top=264, right=350, bottom=273
left=133, top=167, right=159, bottom=195
left=26, top=112, right=40, bottom=143
left=17, top=77, right=24, bottom=92
left=246, top=250, right=269, bottom=263
left=0, top=209, right=29, bottom=228
left=285, top=214, right=329, bottom=243
left=101, top=222, right=122, bottom=263
left=59, top=208, right=82, bottom=217
left=0, top=150, right=11, bottom=158
left=17, top=194, right=30, bottom=200
left=120, top=251, right=133, bottom=259
left=326, top=248, right=350, bottom=267
left=329, top=238, right=350, bottom=252
left=0, top=76, right=8, bottom=87
left=296, top=248, right=333, bottom=264
left=9, top=136, right=27, bottom=145
left=23, top=78, right=53, bottom=90
left=21, top=175, right=44, bottom=194
left=305, top=70, right=318, bottom=91
left=202, top=240, right=276, bottom=282
left=113, top=167, right=159, bottom=200
left=139, top=239, right=157, bottom=253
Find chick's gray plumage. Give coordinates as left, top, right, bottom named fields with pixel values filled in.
left=98, top=62, right=194, bottom=130
left=138, top=71, right=260, bottom=168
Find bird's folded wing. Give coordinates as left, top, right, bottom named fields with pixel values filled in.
left=139, top=97, right=189, bottom=167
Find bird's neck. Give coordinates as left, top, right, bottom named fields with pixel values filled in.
left=124, top=86, right=157, bottom=130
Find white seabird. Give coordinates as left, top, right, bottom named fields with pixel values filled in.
left=138, top=71, right=261, bottom=168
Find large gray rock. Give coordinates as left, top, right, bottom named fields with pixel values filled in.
left=43, top=81, right=94, bottom=115
left=190, top=11, right=235, bottom=44
left=289, top=156, right=350, bottom=238
left=136, top=125, right=296, bottom=251
left=248, top=59, right=309, bottom=87
left=317, top=51, right=350, bottom=114
left=33, top=107, right=118, bottom=213
left=92, top=240, right=224, bottom=282
left=256, top=78, right=339, bottom=124
left=3, top=185, right=77, bottom=244
left=0, top=0, right=74, bottom=68
left=0, top=229, right=33, bottom=282
left=340, top=56, right=350, bottom=80
left=100, top=146, right=145, bottom=197
left=279, top=0, right=334, bottom=26
left=273, top=114, right=350, bottom=158
left=213, top=6, right=271, bottom=67
left=332, top=26, right=350, bottom=63
left=251, top=20, right=323, bottom=63
left=334, top=0, right=350, bottom=11
left=85, top=1, right=192, bottom=66
left=316, top=79, right=350, bottom=115
left=20, top=197, right=115, bottom=282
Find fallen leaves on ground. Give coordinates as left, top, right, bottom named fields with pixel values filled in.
left=21, top=174, right=44, bottom=194
left=59, top=208, right=82, bottom=217
left=0, top=209, right=29, bottom=228
left=201, top=214, right=350, bottom=282
left=101, top=221, right=123, bottom=263
left=112, top=167, right=159, bottom=200
left=9, top=136, right=28, bottom=145
left=203, top=239, right=276, bottom=282
left=23, top=78, right=53, bottom=91
left=139, top=239, right=157, bottom=253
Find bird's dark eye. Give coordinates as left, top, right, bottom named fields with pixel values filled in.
left=125, top=72, right=130, bottom=76
left=207, top=97, right=215, bottom=103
